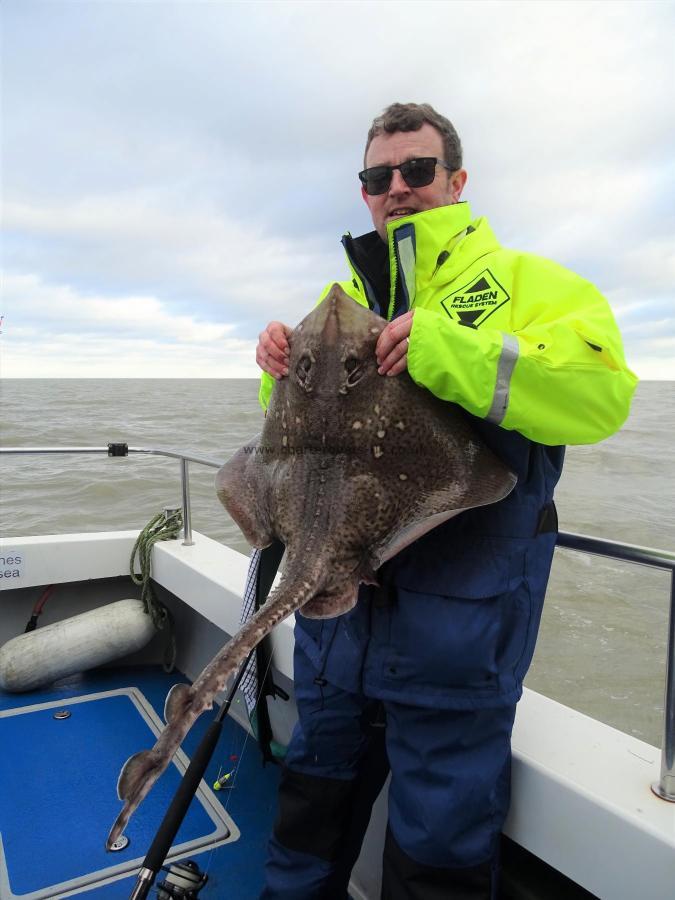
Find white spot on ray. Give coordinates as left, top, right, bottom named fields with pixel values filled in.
left=373, top=446, right=383, bottom=458
left=282, top=435, right=288, bottom=447
left=377, top=430, right=385, bottom=438
left=352, top=421, right=363, bottom=430
left=399, top=473, right=408, bottom=480
left=395, top=421, right=405, bottom=430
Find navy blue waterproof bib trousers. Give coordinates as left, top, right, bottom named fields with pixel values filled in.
left=260, top=417, right=563, bottom=899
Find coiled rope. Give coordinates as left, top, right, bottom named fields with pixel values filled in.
left=130, top=510, right=182, bottom=672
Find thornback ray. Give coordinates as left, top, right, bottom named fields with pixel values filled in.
left=106, top=284, right=516, bottom=849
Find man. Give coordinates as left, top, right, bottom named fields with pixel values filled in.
left=254, top=103, right=637, bottom=899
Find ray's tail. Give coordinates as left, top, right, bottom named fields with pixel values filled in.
left=105, top=564, right=326, bottom=850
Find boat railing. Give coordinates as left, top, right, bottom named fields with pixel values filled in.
left=0, top=443, right=224, bottom=546
left=2, top=443, right=674, bottom=803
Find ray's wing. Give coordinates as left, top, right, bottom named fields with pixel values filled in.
left=295, top=577, right=362, bottom=619
left=216, top=437, right=275, bottom=548
left=373, top=432, right=517, bottom=567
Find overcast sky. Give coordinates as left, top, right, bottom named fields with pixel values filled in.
left=2, top=0, right=674, bottom=379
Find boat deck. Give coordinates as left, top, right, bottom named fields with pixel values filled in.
left=0, top=665, right=281, bottom=899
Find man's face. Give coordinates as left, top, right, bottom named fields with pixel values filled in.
left=362, top=122, right=467, bottom=241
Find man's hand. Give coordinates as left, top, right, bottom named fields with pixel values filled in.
left=376, top=310, right=415, bottom=376
left=257, top=321, right=292, bottom=379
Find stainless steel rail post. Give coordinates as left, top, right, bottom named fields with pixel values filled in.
left=179, top=457, right=194, bottom=547
left=652, top=571, right=675, bottom=801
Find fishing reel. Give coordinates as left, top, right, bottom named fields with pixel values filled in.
left=156, top=860, right=208, bottom=899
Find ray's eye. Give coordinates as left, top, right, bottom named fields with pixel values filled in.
left=296, top=354, right=312, bottom=385
left=345, top=356, right=365, bottom=387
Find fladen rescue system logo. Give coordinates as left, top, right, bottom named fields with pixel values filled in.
left=441, top=269, right=510, bottom=328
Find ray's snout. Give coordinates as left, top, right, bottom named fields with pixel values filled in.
left=300, top=283, right=383, bottom=346
left=321, top=298, right=339, bottom=346
left=311, top=284, right=354, bottom=346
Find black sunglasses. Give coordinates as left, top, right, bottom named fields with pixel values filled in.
left=358, top=157, right=452, bottom=196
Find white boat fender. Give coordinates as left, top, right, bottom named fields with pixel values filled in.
left=0, top=598, right=157, bottom=692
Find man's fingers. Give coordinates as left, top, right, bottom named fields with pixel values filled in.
left=376, top=312, right=413, bottom=375
left=375, top=311, right=414, bottom=365
left=261, top=336, right=288, bottom=366
left=260, top=323, right=290, bottom=359
left=384, top=355, right=409, bottom=377
left=377, top=341, right=408, bottom=375
left=377, top=338, right=408, bottom=376
left=257, top=321, right=291, bottom=378
left=256, top=345, right=288, bottom=379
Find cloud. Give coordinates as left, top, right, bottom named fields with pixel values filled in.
left=2, top=0, right=674, bottom=378
left=1, top=273, right=258, bottom=378
left=4, top=273, right=236, bottom=341
left=4, top=196, right=344, bottom=327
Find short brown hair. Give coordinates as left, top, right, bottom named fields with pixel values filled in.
left=364, top=102, right=463, bottom=170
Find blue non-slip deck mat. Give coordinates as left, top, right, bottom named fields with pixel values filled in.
left=0, top=666, right=281, bottom=899
left=0, top=688, right=234, bottom=897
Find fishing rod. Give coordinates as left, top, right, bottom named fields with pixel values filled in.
left=128, top=649, right=254, bottom=900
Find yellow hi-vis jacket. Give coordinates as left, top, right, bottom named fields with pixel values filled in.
left=260, top=202, right=637, bottom=446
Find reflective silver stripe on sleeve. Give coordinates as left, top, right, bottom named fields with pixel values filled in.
left=486, top=333, right=520, bottom=424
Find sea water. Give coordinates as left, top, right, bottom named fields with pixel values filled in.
left=1, top=379, right=673, bottom=746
